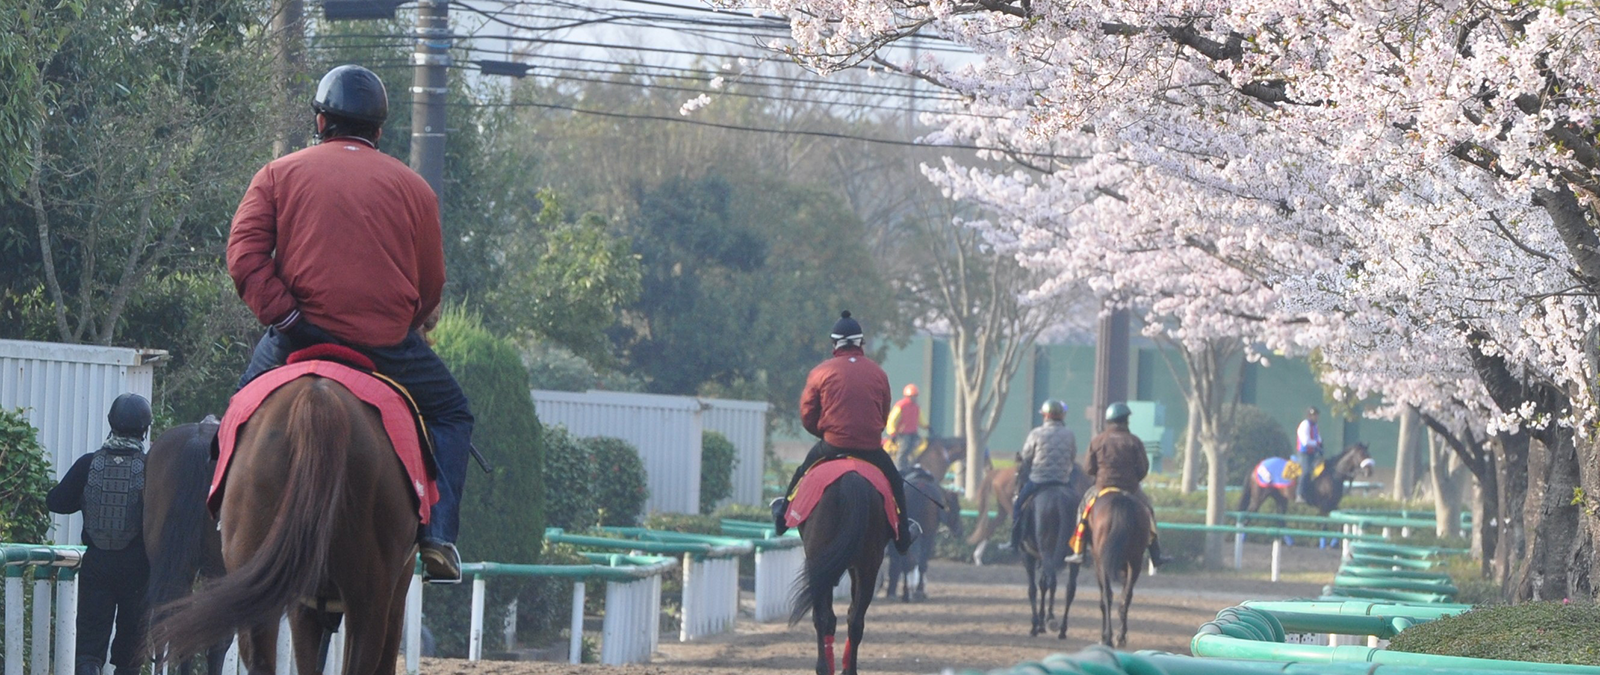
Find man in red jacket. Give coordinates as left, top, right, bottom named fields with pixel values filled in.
left=227, top=65, right=473, bottom=584
left=772, top=311, right=917, bottom=553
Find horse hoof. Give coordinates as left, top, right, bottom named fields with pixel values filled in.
left=1047, top=618, right=1060, bottom=631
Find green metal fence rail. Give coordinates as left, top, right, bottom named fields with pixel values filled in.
left=951, top=645, right=1597, bottom=675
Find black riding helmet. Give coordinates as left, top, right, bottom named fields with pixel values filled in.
left=312, top=65, right=388, bottom=125
left=107, top=393, right=152, bottom=438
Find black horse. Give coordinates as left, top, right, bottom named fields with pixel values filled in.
left=885, top=469, right=962, bottom=602
left=143, top=421, right=232, bottom=675
left=791, top=470, right=894, bottom=675
left=1240, top=442, right=1375, bottom=517
left=1017, top=482, right=1080, bottom=639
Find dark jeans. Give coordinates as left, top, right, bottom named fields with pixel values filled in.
left=240, top=324, right=475, bottom=543
left=892, top=433, right=921, bottom=469
left=785, top=441, right=909, bottom=531
left=1295, top=450, right=1319, bottom=500
left=76, top=547, right=149, bottom=673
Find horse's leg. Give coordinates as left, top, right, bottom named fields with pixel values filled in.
left=287, top=604, right=325, bottom=675
left=812, top=572, right=838, bottom=675
left=914, top=546, right=928, bottom=602
left=1097, top=553, right=1115, bottom=647
left=366, top=568, right=412, bottom=675
left=1024, top=555, right=1041, bottom=637
left=843, top=564, right=876, bottom=675
left=884, top=553, right=899, bottom=600
left=1117, top=558, right=1140, bottom=648
left=1058, top=563, right=1078, bottom=640
left=237, top=623, right=278, bottom=675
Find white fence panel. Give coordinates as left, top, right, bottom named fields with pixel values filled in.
left=0, top=339, right=163, bottom=545
left=701, top=399, right=769, bottom=506
left=753, top=546, right=803, bottom=622
left=531, top=390, right=703, bottom=514
left=679, top=556, right=740, bottom=641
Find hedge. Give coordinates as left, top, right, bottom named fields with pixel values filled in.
left=542, top=425, right=598, bottom=531
left=428, top=308, right=546, bottom=656
left=0, top=408, right=52, bottom=544
left=700, top=430, right=737, bottom=514
left=585, top=436, right=649, bottom=526
left=1387, top=602, right=1600, bottom=665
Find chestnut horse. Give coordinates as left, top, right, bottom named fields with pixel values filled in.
left=150, top=377, right=418, bottom=675
left=143, top=421, right=230, bottom=675
left=1060, top=489, right=1151, bottom=646
left=791, top=471, right=893, bottom=675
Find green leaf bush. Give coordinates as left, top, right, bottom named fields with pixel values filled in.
left=541, top=425, right=599, bottom=531
left=585, top=436, right=649, bottom=526
left=0, top=409, right=52, bottom=543
left=700, top=430, right=738, bottom=515
left=1388, top=602, right=1600, bottom=665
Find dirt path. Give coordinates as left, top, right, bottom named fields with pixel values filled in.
left=416, top=542, right=1340, bottom=675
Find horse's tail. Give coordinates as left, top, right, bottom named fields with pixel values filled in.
left=1101, top=492, right=1145, bottom=584
left=789, top=474, right=874, bottom=626
left=145, top=424, right=213, bottom=619
left=966, top=470, right=996, bottom=545
left=151, top=380, right=351, bottom=660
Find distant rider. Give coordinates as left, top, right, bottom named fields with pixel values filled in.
left=887, top=383, right=923, bottom=469
left=1010, top=400, right=1077, bottom=550
left=772, top=311, right=918, bottom=553
left=227, top=64, right=474, bottom=583
left=1064, top=402, right=1166, bottom=566
left=48, top=394, right=153, bottom=675
left=1295, top=407, right=1323, bottom=503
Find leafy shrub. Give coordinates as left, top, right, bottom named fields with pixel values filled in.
left=1388, top=603, right=1600, bottom=664
left=700, top=430, right=738, bottom=514
left=585, top=436, right=649, bottom=526
left=542, top=425, right=598, bottom=531
left=0, top=409, right=52, bottom=543
left=1189, top=404, right=1292, bottom=489
left=645, top=513, right=721, bottom=535
left=524, top=340, right=643, bottom=393
left=429, top=308, right=547, bottom=656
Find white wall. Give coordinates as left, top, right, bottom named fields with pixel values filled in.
left=0, top=339, right=163, bottom=544
left=701, top=399, right=769, bottom=506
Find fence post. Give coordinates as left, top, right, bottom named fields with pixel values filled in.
left=1233, top=517, right=1245, bottom=570
left=1270, top=538, right=1282, bottom=583
left=52, top=569, right=75, bottom=675
left=6, top=566, right=24, bottom=675
left=569, top=582, right=585, bottom=665
left=30, top=567, right=51, bottom=675
left=468, top=576, right=486, bottom=662
left=404, top=573, right=421, bottom=675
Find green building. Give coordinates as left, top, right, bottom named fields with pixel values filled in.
left=866, top=335, right=1400, bottom=472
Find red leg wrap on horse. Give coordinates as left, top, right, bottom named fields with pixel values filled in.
left=843, top=638, right=856, bottom=671
left=823, top=635, right=836, bottom=675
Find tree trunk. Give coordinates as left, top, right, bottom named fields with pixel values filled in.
left=1427, top=430, right=1466, bottom=539
left=1202, top=437, right=1226, bottom=568
left=961, top=394, right=984, bottom=497
left=1496, top=433, right=1528, bottom=590
left=1394, top=407, right=1422, bottom=502
left=1514, top=432, right=1583, bottom=601
left=1182, top=397, right=1201, bottom=494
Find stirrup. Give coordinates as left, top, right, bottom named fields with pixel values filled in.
left=420, top=540, right=462, bottom=584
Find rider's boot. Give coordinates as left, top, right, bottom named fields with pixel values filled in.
left=771, top=497, right=789, bottom=536
left=76, top=658, right=104, bottom=675
left=1007, top=515, right=1024, bottom=552
left=893, top=517, right=920, bottom=554
left=1062, top=549, right=1084, bottom=565
left=419, top=539, right=462, bottom=584
left=1148, top=535, right=1169, bottom=568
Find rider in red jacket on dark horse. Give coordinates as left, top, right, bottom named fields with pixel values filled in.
left=773, top=311, right=918, bottom=553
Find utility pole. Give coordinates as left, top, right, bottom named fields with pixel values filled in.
left=272, top=0, right=306, bottom=156
left=410, top=0, right=450, bottom=199
left=1090, top=305, right=1130, bottom=434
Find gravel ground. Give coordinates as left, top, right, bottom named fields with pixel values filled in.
left=412, top=542, right=1339, bottom=675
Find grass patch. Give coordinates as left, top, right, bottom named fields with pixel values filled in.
left=1388, top=602, right=1600, bottom=665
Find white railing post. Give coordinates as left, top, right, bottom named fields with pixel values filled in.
left=503, top=598, right=517, bottom=652
left=7, top=568, right=25, bottom=675
left=1233, top=518, right=1246, bottom=570
left=601, top=580, right=622, bottom=665
left=323, top=623, right=345, bottom=675
left=1341, top=525, right=1352, bottom=560
left=678, top=555, right=696, bottom=642
left=222, top=639, right=239, bottom=675
left=646, top=574, right=662, bottom=656
left=53, top=569, right=76, bottom=675
left=1270, top=538, right=1282, bottom=583
left=468, top=576, right=486, bottom=662
left=568, top=582, right=585, bottom=665
left=30, top=568, right=52, bottom=675
left=404, top=573, right=421, bottom=675
left=275, top=615, right=293, bottom=675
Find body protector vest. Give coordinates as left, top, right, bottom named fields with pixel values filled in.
left=82, top=445, right=146, bottom=550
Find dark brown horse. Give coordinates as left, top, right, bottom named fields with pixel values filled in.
left=1018, top=482, right=1079, bottom=639
left=791, top=471, right=893, bottom=675
left=899, top=436, right=967, bottom=486
left=885, top=470, right=962, bottom=602
left=1061, top=488, right=1151, bottom=646
left=1239, top=442, right=1375, bottom=517
left=150, top=377, right=419, bottom=675
left=143, top=420, right=230, bottom=675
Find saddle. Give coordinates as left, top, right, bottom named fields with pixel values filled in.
left=1016, top=479, right=1074, bottom=515
left=784, top=457, right=899, bottom=537
left=209, top=345, right=440, bottom=523
left=1069, top=486, right=1125, bottom=554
